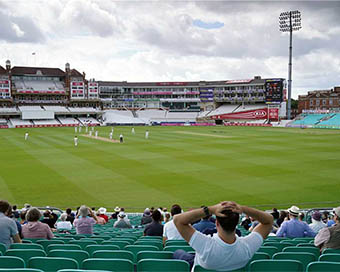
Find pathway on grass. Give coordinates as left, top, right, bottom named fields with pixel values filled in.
left=81, top=134, right=119, bottom=143
left=175, top=131, right=234, bottom=138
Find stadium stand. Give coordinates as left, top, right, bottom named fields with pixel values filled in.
left=57, top=118, right=80, bottom=126
left=9, top=118, right=33, bottom=127
left=18, top=106, right=45, bottom=112
left=318, top=113, right=340, bottom=126
left=165, top=112, right=199, bottom=122
left=103, top=110, right=145, bottom=125
left=68, top=107, right=98, bottom=113
left=77, top=117, right=100, bottom=126
left=0, top=107, right=19, bottom=113
left=43, top=106, right=69, bottom=113
left=32, top=120, right=61, bottom=126
left=291, top=114, right=327, bottom=126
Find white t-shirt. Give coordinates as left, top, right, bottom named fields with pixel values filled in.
left=163, top=220, right=184, bottom=240
left=190, top=230, right=263, bottom=271
left=56, top=221, right=73, bottom=231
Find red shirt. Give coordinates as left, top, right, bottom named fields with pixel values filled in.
left=98, top=214, right=109, bottom=222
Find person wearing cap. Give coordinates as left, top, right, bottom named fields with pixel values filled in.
left=114, top=212, right=132, bottom=228
left=141, top=208, right=152, bottom=225
left=173, top=201, right=273, bottom=271
left=315, top=206, right=340, bottom=251
left=111, top=206, right=120, bottom=220
left=73, top=205, right=97, bottom=234
left=97, top=207, right=109, bottom=223
left=309, top=211, right=326, bottom=234
left=276, top=206, right=315, bottom=238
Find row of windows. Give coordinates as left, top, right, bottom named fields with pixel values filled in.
left=309, top=99, right=340, bottom=106
left=12, top=76, right=61, bottom=81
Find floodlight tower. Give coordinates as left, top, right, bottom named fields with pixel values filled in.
left=279, top=10, right=302, bottom=120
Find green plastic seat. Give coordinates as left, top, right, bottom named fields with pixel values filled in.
left=134, top=240, right=163, bottom=250
left=249, top=259, right=303, bottom=272
left=107, top=238, right=134, bottom=245
left=137, top=259, right=190, bottom=272
left=273, top=252, right=316, bottom=270
left=137, top=251, right=173, bottom=262
left=297, top=243, right=316, bottom=247
left=0, top=269, right=43, bottom=272
left=138, top=236, right=163, bottom=241
left=69, top=240, right=97, bottom=250
left=165, top=240, right=189, bottom=247
left=80, top=238, right=104, bottom=244
left=5, top=249, right=46, bottom=266
left=262, top=242, right=289, bottom=252
left=28, top=257, right=78, bottom=272
left=101, top=241, right=130, bottom=249
left=163, top=245, right=194, bottom=253
left=319, top=253, right=340, bottom=262
left=0, top=245, right=6, bottom=256
left=306, top=261, right=340, bottom=271
left=256, top=246, right=278, bottom=257
left=58, top=270, right=110, bottom=272
left=10, top=244, right=44, bottom=251
left=85, top=245, right=120, bottom=257
left=243, top=252, right=271, bottom=271
left=51, top=238, right=75, bottom=243
left=91, top=235, right=112, bottom=241
left=0, top=256, right=25, bottom=269
left=47, top=244, right=82, bottom=254
left=37, top=240, right=65, bottom=250
left=92, top=250, right=134, bottom=262
left=283, top=246, right=320, bottom=259
left=193, top=265, right=244, bottom=272
left=82, top=258, right=133, bottom=272
left=22, top=239, right=40, bottom=244
left=125, top=245, right=159, bottom=263
left=48, top=250, right=89, bottom=267
left=322, top=248, right=340, bottom=255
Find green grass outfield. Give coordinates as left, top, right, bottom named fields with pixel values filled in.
left=0, top=126, right=339, bottom=211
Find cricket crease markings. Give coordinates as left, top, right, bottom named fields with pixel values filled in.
left=81, top=134, right=120, bottom=143
left=175, top=131, right=234, bottom=138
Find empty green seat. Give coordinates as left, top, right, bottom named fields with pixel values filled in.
left=0, top=269, right=43, bottom=272
left=22, top=239, right=40, bottom=244
left=134, top=240, right=163, bottom=250
left=243, top=252, right=271, bottom=271
left=163, top=246, right=194, bottom=253
left=137, top=259, right=190, bottom=272
left=193, top=265, right=244, bottom=272
left=138, top=236, right=162, bottom=241
left=37, top=240, right=65, bottom=250
left=0, top=256, right=25, bottom=269
left=256, top=246, right=278, bottom=257
left=5, top=249, right=46, bottom=266
left=10, top=244, right=44, bottom=251
left=319, top=253, right=340, bottom=262
left=84, top=245, right=120, bottom=257
left=101, top=241, right=129, bottom=249
left=273, top=252, right=316, bottom=270
left=92, top=250, right=134, bottom=262
left=283, top=246, right=320, bottom=259
left=58, top=270, right=110, bottom=272
left=322, top=248, right=340, bottom=255
left=28, top=257, right=78, bottom=272
left=47, top=245, right=82, bottom=253
left=82, top=258, right=133, bottom=272
left=249, top=259, right=303, bottom=272
left=137, top=251, right=173, bottom=262
left=51, top=238, right=75, bottom=243
left=306, top=261, right=340, bottom=271
left=262, top=242, right=288, bottom=252
left=0, top=245, right=6, bottom=255
left=80, top=238, right=103, bottom=244
left=48, top=250, right=89, bottom=267
left=165, top=240, right=189, bottom=247
left=125, top=245, right=159, bottom=263
left=69, top=240, right=97, bottom=250
left=297, top=243, right=316, bottom=247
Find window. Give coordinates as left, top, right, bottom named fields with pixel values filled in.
left=322, top=100, right=326, bottom=105
left=310, top=100, right=313, bottom=106
left=329, top=99, right=333, bottom=105
left=316, top=100, right=320, bottom=106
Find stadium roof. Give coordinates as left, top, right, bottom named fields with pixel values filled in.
left=11, top=66, right=65, bottom=76
left=0, top=66, right=6, bottom=74
left=69, top=69, right=83, bottom=77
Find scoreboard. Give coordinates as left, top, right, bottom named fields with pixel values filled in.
left=265, top=79, right=284, bottom=103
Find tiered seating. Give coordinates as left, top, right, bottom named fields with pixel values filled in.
left=77, top=117, right=100, bottom=126
left=57, top=118, right=80, bottom=125
left=68, top=107, right=98, bottom=113
left=318, top=113, right=340, bottom=126
left=292, top=114, right=327, bottom=125
left=32, top=120, right=61, bottom=126
left=43, top=106, right=69, bottom=113
left=136, top=110, right=167, bottom=123
left=9, top=118, right=33, bottom=127
left=207, top=104, right=240, bottom=117
left=107, top=110, right=134, bottom=118
left=22, top=80, right=65, bottom=92
left=103, top=111, right=145, bottom=125
left=165, top=112, right=198, bottom=122
left=0, top=107, right=18, bottom=113
left=18, top=106, right=44, bottom=112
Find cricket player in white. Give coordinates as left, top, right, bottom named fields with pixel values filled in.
left=95, top=131, right=98, bottom=138
left=92, top=127, right=94, bottom=132
left=145, top=130, right=149, bottom=139
left=89, top=130, right=92, bottom=137
left=111, top=127, right=114, bottom=133
left=74, top=136, right=78, bottom=146
left=131, top=127, right=135, bottom=134
left=109, top=131, right=113, bottom=140
left=85, top=126, right=88, bottom=133
left=79, top=126, right=82, bottom=133
left=75, top=126, right=78, bottom=133
left=24, top=132, right=29, bottom=141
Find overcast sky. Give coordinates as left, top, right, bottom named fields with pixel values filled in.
left=1, top=0, right=340, bottom=98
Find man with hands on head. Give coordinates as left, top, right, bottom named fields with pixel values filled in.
left=173, top=201, right=273, bottom=271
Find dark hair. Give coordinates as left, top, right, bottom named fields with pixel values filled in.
left=216, top=210, right=239, bottom=233
left=26, top=207, right=41, bottom=222
left=66, top=208, right=72, bottom=215
left=13, top=205, right=17, bottom=211
left=299, top=212, right=305, bottom=221
left=171, top=204, right=182, bottom=216
left=0, top=200, right=10, bottom=213
left=152, top=210, right=162, bottom=221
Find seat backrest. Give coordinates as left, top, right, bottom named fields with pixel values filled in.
left=137, top=251, right=173, bottom=262
left=5, top=249, right=46, bottom=266
left=134, top=240, right=163, bottom=250
left=165, top=240, right=189, bottom=247
left=10, top=244, right=44, bottom=251
left=0, top=244, right=6, bottom=255
left=92, top=250, right=134, bottom=262
left=69, top=240, right=97, bottom=250
left=249, top=259, right=303, bottom=272
left=137, top=259, right=190, bottom=272
left=273, top=252, right=316, bottom=270
left=319, top=253, right=340, bottom=263
left=0, top=269, right=43, bottom=272
left=28, top=257, right=78, bottom=272
left=48, top=250, right=89, bottom=267
left=37, top=240, right=65, bottom=250
left=84, top=245, right=120, bottom=257
left=283, top=246, right=320, bottom=259
left=307, top=261, right=340, bottom=272
left=46, top=244, right=82, bottom=253
left=163, top=245, right=194, bottom=253
left=0, top=256, right=25, bottom=268
left=256, top=246, right=278, bottom=257
left=262, top=242, right=287, bottom=252
left=108, top=238, right=134, bottom=245
left=125, top=245, right=159, bottom=263
left=82, top=258, right=134, bottom=272
left=322, top=248, right=340, bottom=255
left=101, top=241, right=130, bottom=249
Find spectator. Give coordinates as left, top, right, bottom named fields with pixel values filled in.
left=73, top=205, right=97, bottom=234
left=41, top=210, right=58, bottom=229
left=22, top=207, right=54, bottom=239
left=164, top=212, right=171, bottom=224
left=271, top=208, right=280, bottom=220
left=114, top=212, right=132, bottom=228
left=97, top=207, right=108, bottom=223
left=66, top=208, right=75, bottom=224
left=111, top=206, right=120, bottom=220
left=144, top=210, right=163, bottom=236
left=298, top=212, right=305, bottom=222
left=19, top=210, right=27, bottom=225
left=241, top=215, right=251, bottom=231
left=315, top=206, right=340, bottom=251
left=276, top=206, right=315, bottom=238
left=322, top=211, right=330, bottom=224
left=276, top=210, right=288, bottom=227
left=6, top=205, right=22, bottom=238
left=309, top=211, right=326, bottom=234
left=327, top=214, right=336, bottom=227
left=193, top=207, right=216, bottom=233
left=12, top=205, right=20, bottom=219
left=0, top=200, right=21, bottom=248
left=56, top=213, right=73, bottom=232
left=163, top=204, right=184, bottom=244
left=173, top=201, right=273, bottom=271
left=96, top=211, right=106, bottom=225
left=141, top=208, right=152, bottom=225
